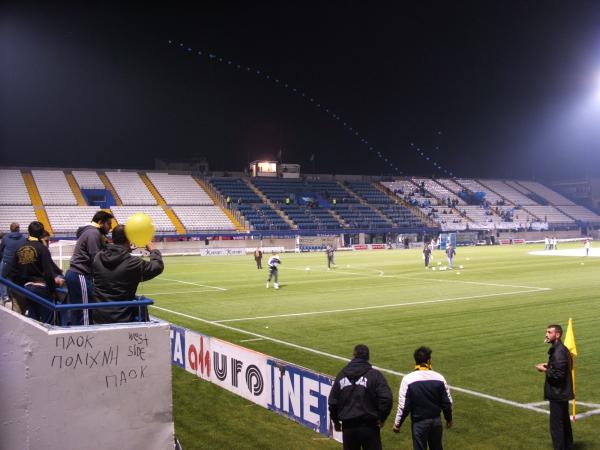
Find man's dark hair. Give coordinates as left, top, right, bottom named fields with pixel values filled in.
left=111, top=225, right=129, bottom=245
left=28, top=221, right=45, bottom=239
left=10, top=222, right=20, bottom=232
left=353, top=344, right=370, bottom=361
left=92, top=211, right=114, bottom=224
left=548, top=324, right=563, bottom=337
left=414, top=346, right=432, bottom=365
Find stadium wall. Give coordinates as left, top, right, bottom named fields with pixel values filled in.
left=169, top=324, right=343, bottom=444
left=0, top=307, right=175, bottom=450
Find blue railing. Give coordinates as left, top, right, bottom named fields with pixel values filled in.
left=0, top=276, right=153, bottom=326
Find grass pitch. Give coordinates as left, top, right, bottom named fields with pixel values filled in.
left=143, top=243, right=600, bottom=449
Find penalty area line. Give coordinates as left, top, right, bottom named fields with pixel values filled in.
left=149, top=305, right=566, bottom=418
left=159, top=277, right=227, bottom=291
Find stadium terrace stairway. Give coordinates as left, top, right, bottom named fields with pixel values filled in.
left=64, top=172, right=87, bottom=206
left=98, top=172, right=123, bottom=206
left=21, top=171, right=53, bottom=234
left=196, top=178, right=246, bottom=231
left=139, top=173, right=186, bottom=235
left=244, top=178, right=296, bottom=230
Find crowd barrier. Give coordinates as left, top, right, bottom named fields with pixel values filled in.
left=169, top=325, right=343, bottom=443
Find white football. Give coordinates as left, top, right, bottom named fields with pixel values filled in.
left=456, top=272, right=461, bottom=275
left=459, top=265, right=464, bottom=269
left=432, top=267, right=436, bottom=271
left=306, top=267, right=311, bottom=271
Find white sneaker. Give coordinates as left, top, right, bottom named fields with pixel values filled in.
left=274, top=283, right=279, bottom=289
left=266, top=282, right=269, bottom=288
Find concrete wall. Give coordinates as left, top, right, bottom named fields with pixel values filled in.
left=0, top=307, right=174, bottom=450
left=497, top=230, right=581, bottom=241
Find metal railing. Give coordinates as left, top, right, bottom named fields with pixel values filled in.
left=0, top=276, right=153, bottom=327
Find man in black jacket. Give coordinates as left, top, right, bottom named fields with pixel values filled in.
left=392, top=346, right=453, bottom=450
left=329, top=344, right=393, bottom=450
left=92, top=225, right=164, bottom=324
left=65, top=210, right=114, bottom=325
left=536, top=324, right=574, bottom=450
left=9, top=221, right=59, bottom=323
left=0, top=222, right=27, bottom=303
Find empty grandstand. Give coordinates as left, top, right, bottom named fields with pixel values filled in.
left=0, top=169, right=31, bottom=205
left=146, top=172, right=213, bottom=205
left=31, top=170, right=77, bottom=205
left=105, top=171, right=157, bottom=206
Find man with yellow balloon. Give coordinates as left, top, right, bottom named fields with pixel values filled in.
left=92, top=213, right=163, bottom=324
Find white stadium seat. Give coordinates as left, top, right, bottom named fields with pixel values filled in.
left=0, top=169, right=31, bottom=205
left=146, top=173, right=213, bottom=205
left=106, top=172, right=156, bottom=206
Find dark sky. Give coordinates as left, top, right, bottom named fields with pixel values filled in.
left=2, top=1, right=600, bottom=180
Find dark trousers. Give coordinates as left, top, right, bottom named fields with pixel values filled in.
left=411, top=417, right=443, bottom=450
left=255, top=258, right=262, bottom=269
left=24, top=285, right=55, bottom=324
left=327, top=255, right=334, bottom=268
left=65, top=270, right=94, bottom=326
left=342, top=424, right=382, bottom=450
left=549, top=401, right=573, bottom=450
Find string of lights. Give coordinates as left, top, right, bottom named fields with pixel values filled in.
left=168, top=40, right=457, bottom=178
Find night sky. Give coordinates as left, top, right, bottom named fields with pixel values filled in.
left=2, top=1, right=600, bottom=181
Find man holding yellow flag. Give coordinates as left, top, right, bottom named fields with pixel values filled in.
left=536, top=324, right=574, bottom=450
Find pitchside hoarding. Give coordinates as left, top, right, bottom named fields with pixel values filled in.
left=169, top=325, right=343, bottom=443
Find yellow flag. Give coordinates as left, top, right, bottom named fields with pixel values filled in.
left=564, top=318, right=577, bottom=357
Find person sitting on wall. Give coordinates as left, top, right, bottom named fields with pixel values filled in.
left=92, top=225, right=164, bottom=324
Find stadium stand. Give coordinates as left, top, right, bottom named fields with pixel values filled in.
left=436, top=178, right=467, bottom=197
left=111, top=206, right=176, bottom=233
left=45, top=206, right=107, bottom=234
left=0, top=206, right=37, bottom=233
left=411, top=177, right=466, bottom=205
left=455, top=178, right=504, bottom=204
left=381, top=180, right=431, bottom=206
left=0, top=169, right=31, bottom=205
left=210, top=178, right=263, bottom=203
left=478, top=179, right=537, bottom=206
left=237, top=204, right=290, bottom=230
left=146, top=173, right=213, bottom=205
left=556, top=205, right=600, bottom=223
left=172, top=206, right=236, bottom=231
left=72, top=170, right=105, bottom=189
left=105, top=171, right=157, bottom=206
left=517, top=181, right=576, bottom=206
left=31, top=170, right=77, bottom=205
left=524, top=205, right=575, bottom=225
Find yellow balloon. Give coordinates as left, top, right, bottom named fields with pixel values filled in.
left=125, top=213, right=155, bottom=247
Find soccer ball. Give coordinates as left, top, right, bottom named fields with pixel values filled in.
left=459, top=265, right=464, bottom=269
left=306, top=267, right=311, bottom=271
left=432, top=267, right=436, bottom=271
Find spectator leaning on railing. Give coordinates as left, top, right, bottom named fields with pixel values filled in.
left=92, top=224, right=164, bottom=325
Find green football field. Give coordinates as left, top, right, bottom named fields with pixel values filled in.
left=143, top=243, right=600, bottom=449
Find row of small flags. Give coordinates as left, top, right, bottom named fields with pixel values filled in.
left=168, top=40, right=457, bottom=177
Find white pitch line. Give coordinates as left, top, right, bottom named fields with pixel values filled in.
left=239, top=338, right=265, bottom=343
left=213, top=289, right=546, bottom=323
left=142, top=289, right=219, bottom=296
left=159, top=277, right=227, bottom=291
left=288, top=265, right=550, bottom=291
left=149, top=305, right=561, bottom=417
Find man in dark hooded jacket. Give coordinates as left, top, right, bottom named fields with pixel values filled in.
left=536, top=324, right=574, bottom=450
left=92, top=224, right=163, bottom=324
left=329, top=344, right=393, bottom=450
left=0, top=222, right=27, bottom=302
left=64, top=210, right=113, bottom=325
